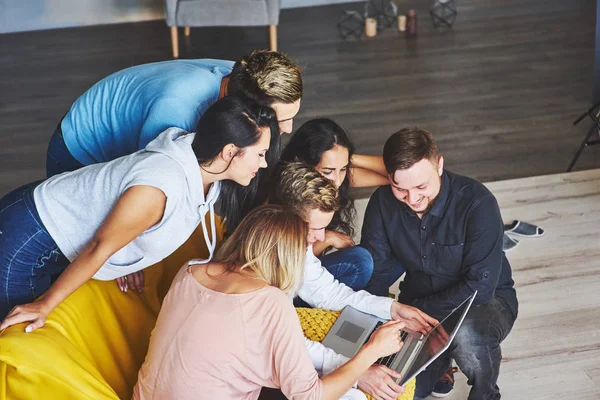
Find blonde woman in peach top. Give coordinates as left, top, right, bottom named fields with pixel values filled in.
left=133, top=205, right=407, bottom=400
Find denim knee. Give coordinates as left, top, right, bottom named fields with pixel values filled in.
left=346, top=246, right=374, bottom=288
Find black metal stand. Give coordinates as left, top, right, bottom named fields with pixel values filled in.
left=337, top=10, right=365, bottom=39
left=364, top=0, right=398, bottom=31
left=430, top=0, right=458, bottom=30
left=567, top=101, right=600, bottom=172
left=337, top=0, right=398, bottom=40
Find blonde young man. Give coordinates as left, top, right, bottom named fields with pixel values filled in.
left=266, top=162, right=437, bottom=400
left=46, top=50, right=302, bottom=177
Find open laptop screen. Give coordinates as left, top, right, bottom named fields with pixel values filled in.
left=402, top=295, right=473, bottom=383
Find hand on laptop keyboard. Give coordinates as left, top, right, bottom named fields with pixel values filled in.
left=364, top=320, right=406, bottom=360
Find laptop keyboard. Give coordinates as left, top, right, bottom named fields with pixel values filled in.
left=364, top=321, right=410, bottom=367
left=376, top=330, right=409, bottom=367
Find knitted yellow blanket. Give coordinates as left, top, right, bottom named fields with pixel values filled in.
left=297, top=308, right=416, bottom=400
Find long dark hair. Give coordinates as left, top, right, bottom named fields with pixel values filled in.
left=280, top=118, right=355, bottom=236
left=192, top=96, right=281, bottom=234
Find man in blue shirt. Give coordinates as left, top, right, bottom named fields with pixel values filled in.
left=46, top=50, right=303, bottom=177
left=361, top=127, right=518, bottom=400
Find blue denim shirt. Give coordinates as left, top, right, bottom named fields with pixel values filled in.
left=361, top=170, right=518, bottom=321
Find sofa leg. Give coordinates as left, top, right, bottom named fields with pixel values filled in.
left=171, top=26, right=179, bottom=59
left=269, top=25, right=277, bottom=51
left=184, top=27, right=191, bottom=37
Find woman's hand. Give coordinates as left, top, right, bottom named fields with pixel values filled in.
left=116, top=270, right=145, bottom=293
left=0, top=301, right=52, bottom=332
left=365, top=320, right=406, bottom=359
left=325, top=230, right=355, bottom=249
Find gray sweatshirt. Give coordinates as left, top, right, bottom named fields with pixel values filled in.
left=34, top=127, right=220, bottom=280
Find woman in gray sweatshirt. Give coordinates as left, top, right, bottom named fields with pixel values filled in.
left=0, top=96, right=279, bottom=332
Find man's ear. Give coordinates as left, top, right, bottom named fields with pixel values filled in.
left=437, top=156, right=444, bottom=176
left=221, top=144, right=237, bottom=162
left=388, top=172, right=395, bottom=185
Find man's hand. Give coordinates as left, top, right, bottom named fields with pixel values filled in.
left=358, top=364, right=405, bottom=400
left=325, top=230, right=355, bottom=249
left=116, top=270, right=145, bottom=293
left=390, top=301, right=438, bottom=335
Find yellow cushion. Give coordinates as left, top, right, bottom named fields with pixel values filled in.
left=296, top=308, right=416, bottom=400
left=0, top=217, right=224, bottom=400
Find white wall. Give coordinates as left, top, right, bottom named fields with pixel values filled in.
left=282, top=0, right=359, bottom=8
left=0, top=0, right=362, bottom=34
left=0, top=0, right=164, bottom=34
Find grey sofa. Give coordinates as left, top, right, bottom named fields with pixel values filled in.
left=165, top=0, right=281, bottom=58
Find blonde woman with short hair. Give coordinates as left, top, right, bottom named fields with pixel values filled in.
left=133, top=205, right=407, bottom=400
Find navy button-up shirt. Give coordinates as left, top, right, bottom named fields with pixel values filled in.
left=361, top=170, right=518, bottom=321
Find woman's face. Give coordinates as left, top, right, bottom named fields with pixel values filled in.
left=315, top=145, right=350, bottom=188
left=228, top=126, right=270, bottom=186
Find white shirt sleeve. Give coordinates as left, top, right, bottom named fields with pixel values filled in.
left=304, top=337, right=350, bottom=376
left=298, top=247, right=394, bottom=319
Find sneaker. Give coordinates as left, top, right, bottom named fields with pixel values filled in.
left=431, top=367, right=459, bottom=398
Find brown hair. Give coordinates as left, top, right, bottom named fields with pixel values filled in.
left=269, top=162, right=340, bottom=220
left=213, top=205, right=307, bottom=294
left=383, top=127, right=439, bottom=176
left=228, top=50, right=303, bottom=106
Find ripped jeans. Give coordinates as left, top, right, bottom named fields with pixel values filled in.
left=0, top=182, right=69, bottom=320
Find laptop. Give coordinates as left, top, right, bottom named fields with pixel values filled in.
left=321, top=291, right=477, bottom=386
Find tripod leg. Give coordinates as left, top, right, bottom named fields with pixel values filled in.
left=567, top=123, right=599, bottom=172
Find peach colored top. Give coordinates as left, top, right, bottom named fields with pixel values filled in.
left=133, top=266, right=323, bottom=400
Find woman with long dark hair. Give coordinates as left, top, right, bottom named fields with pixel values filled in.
left=280, top=118, right=388, bottom=291
left=0, top=96, right=279, bottom=331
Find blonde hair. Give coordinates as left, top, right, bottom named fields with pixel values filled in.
left=213, top=205, right=307, bottom=294
left=228, top=50, right=303, bottom=105
left=269, top=162, right=340, bottom=220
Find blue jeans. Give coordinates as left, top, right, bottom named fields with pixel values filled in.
left=0, top=182, right=69, bottom=319
left=319, top=246, right=374, bottom=291
left=413, top=297, right=516, bottom=400
left=46, top=127, right=84, bottom=178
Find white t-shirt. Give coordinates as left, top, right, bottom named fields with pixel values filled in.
left=298, top=246, right=394, bottom=375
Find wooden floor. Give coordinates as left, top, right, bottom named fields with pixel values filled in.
left=353, top=168, right=600, bottom=399
left=0, top=0, right=599, bottom=196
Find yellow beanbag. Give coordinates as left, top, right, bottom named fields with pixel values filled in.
left=0, top=217, right=224, bottom=400
left=0, top=215, right=410, bottom=400
left=296, top=308, right=416, bottom=400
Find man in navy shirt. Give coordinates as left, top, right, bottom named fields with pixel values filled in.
left=361, top=127, right=517, bottom=400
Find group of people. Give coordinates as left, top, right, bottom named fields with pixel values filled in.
left=0, top=49, right=517, bottom=400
